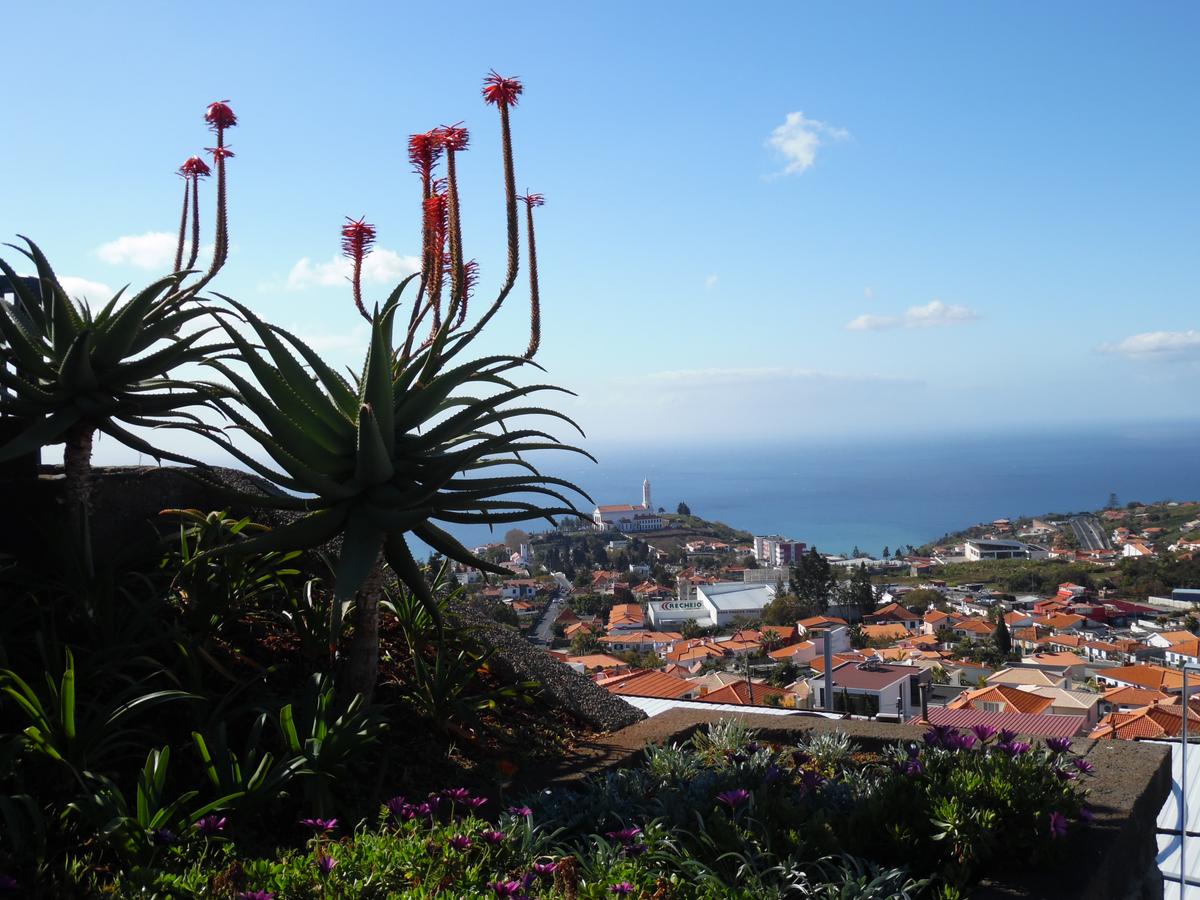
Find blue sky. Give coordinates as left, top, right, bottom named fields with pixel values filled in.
left=3, top=1, right=1198, bottom=460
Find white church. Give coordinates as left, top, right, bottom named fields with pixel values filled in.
left=592, top=479, right=665, bottom=533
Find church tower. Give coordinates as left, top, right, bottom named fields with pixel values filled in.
left=642, top=478, right=652, bottom=510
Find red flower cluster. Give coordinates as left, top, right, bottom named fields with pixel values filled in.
left=519, top=192, right=544, bottom=208
left=408, top=131, right=443, bottom=181
left=434, top=123, right=470, bottom=152
left=178, top=156, right=212, bottom=178
left=482, top=71, right=523, bottom=107
left=341, top=216, right=376, bottom=263
left=206, top=146, right=236, bottom=161
left=423, top=193, right=449, bottom=252
left=204, top=100, right=238, bottom=131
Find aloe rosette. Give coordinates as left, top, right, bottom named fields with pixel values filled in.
left=0, top=240, right=222, bottom=567
left=199, top=293, right=590, bottom=697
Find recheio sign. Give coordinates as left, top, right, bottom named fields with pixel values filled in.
left=650, top=600, right=704, bottom=613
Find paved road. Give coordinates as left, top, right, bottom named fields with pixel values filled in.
left=1070, top=515, right=1110, bottom=551
left=531, top=572, right=570, bottom=645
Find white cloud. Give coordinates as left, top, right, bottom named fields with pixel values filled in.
left=293, top=324, right=369, bottom=354
left=704, top=274, right=719, bottom=289
left=96, top=232, right=179, bottom=269
left=59, top=277, right=114, bottom=303
left=286, top=249, right=420, bottom=290
left=1099, top=330, right=1200, bottom=359
left=846, top=300, right=980, bottom=331
left=766, top=111, right=850, bottom=175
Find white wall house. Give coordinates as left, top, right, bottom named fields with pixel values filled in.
left=964, top=539, right=1049, bottom=561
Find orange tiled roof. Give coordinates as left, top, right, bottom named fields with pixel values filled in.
left=699, top=681, right=790, bottom=706
left=1103, top=664, right=1185, bottom=692
left=865, top=602, right=920, bottom=622
left=798, top=615, right=847, bottom=629
left=767, top=640, right=814, bottom=660
left=603, top=669, right=695, bottom=699
left=1102, top=685, right=1170, bottom=706
left=948, top=684, right=1053, bottom=715
left=861, top=623, right=910, bottom=642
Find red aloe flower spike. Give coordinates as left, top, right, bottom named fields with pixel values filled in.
left=482, top=71, right=523, bottom=108
left=408, top=131, right=443, bottom=188
left=173, top=172, right=189, bottom=274
left=175, top=156, right=211, bottom=272
left=433, top=123, right=470, bottom=153
left=456, top=259, right=478, bottom=327
left=444, top=71, right=523, bottom=363
left=204, top=100, right=238, bottom=132
left=341, top=216, right=377, bottom=322
left=520, top=192, right=543, bottom=359
left=178, top=156, right=212, bottom=179
left=433, top=125, right=468, bottom=325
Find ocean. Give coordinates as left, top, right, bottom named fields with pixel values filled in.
left=438, top=419, right=1200, bottom=557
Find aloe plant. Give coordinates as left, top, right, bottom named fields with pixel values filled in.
left=197, top=71, right=590, bottom=701
left=0, top=101, right=238, bottom=573
left=0, top=240, right=222, bottom=571
left=201, top=295, right=589, bottom=700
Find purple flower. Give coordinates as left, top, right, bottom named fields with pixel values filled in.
left=903, top=758, right=924, bottom=777
left=765, top=763, right=783, bottom=785
left=237, top=893, right=274, bottom=900
left=1079, top=805, right=1095, bottom=824
left=465, top=796, right=488, bottom=810
left=508, top=805, right=533, bottom=817
left=448, top=834, right=472, bottom=851
left=443, top=787, right=472, bottom=802
left=971, top=724, right=998, bottom=743
left=1046, top=737, right=1073, bottom=754
left=317, top=854, right=337, bottom=876
left=491, top=881, right=525, bottom=898
left=533, top=860, right=558, bottom=875
left=717, top=788, right=751, bottom=809
left=300, top=817, right=337, bottom=832
left=481, top=829, right=506, bottom=845
left=610, top=884, right=635, bottom=896
left=0, top=875, right=18, bottom=892
left=151, top=827, right=176, bottom=846
left=1073, top=757, right=1096, bottom=775
left=1049, top=811, right=1069, bottom=839
left=606, top=826, right=642, bottom=844
left=799, top=770, right=826, bottom=794
left=195, top=815, right=227, bottom=836
left=1054, top=767, right=1078, bottom=781
left=386, top=796, right=415, bottom=821
left=623, top=842, right=649, bottom=857
left=947, top=732, right=977, bottom=751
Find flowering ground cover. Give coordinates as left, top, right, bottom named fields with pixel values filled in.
left=70, top=720, right=1093, bottom=899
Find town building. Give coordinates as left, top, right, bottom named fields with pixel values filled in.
left=808, top=659, right=927, bottom=719
left=753, top=535, right=807, bottom=567
left=592, top=479, right=663, bottom=532
left=964, top=539, right=1049, bottom=561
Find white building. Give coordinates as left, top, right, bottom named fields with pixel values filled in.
left=592, top=478, right=663, bottom=532
left=964, top=539, right=1049, bottom=561
left=753, top=535, right=806, bottom=567
left=647, top=582, right=777, bottom=629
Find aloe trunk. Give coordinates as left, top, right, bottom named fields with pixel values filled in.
left=340, top=560, right=384, bottom=705
left=63, top=421, right=95, bottom=576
